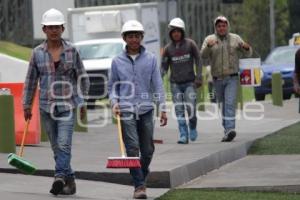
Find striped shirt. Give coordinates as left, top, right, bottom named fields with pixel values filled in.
left=23, top=39, right=90, bottom=113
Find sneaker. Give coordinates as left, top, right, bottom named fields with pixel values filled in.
left=133, top=185, right=147, bottom=199
left=177, top=137, right=188, bottom=144
left=221, top=130, right=236, bottom=142
left=190, top=129, right=198, bottom=141
left=50, top=177, right=65, bottom=195
left=60, top=177, right=76, bottom=195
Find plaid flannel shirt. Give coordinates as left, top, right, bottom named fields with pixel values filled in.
left=23, top=39, right=90, bottom=113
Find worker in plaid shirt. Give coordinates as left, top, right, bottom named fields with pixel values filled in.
left=22, top=8, right=89, bottom=196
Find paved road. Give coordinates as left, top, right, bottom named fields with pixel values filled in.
left=0, top=53, right=28, bottom=82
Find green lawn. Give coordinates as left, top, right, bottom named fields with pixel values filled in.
left=248, top=121, right=300, bottom=155
left=163, top=72, right=255, bottom=103
left=156, top=189, right=300, bottom=200
left=0, top=41, right=31, bottom=61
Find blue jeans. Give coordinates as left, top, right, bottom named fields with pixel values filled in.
left=171, top=82, right=197, bottom=139
left=120, top=111, right=154, bottom=188
left=40, top=108, right=75, bottom=178
left=213, top=76, right=238, bottom=133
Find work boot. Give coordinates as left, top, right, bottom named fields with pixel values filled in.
left=60, top=177, right=76, bottom=195
left=177, top=136, right=188, bottom=144
left=50, top=176, right=65, bottom=195
left=133, top=185, right=147, bottom=199
left=221, top=130, right=236, bottom=142
left=177, top=120, right=189, bottom=144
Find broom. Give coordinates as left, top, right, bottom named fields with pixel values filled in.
left=106, top=114, right=141, bottom=168
left=7, top=119, right=37, bottom=174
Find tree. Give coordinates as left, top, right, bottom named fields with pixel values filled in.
left=289, top=0, right=300, bottom=36
left=228, top=0, right=289, bottom=59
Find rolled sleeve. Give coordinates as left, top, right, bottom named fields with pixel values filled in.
left=23, top=52, right=39, bottom=109
left=151, top=57, right=166, bottom=112
left=108, top=60, right=119, bottom=107
left=75, top=51, right=90, bottom=98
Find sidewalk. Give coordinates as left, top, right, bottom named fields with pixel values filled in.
left=0, top=173, right=168, bottom=200
left=0, top=99, right=299, bottom=188
left=1, top=99, right=299, bottom=189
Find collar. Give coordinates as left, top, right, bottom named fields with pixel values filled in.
left=215, top=33, right=229, bottom=40
left=171, top=38, right=185, bottom=46
left=124, top=45, right=145, bottom=56
left=41, top=39, right=72, bottom=52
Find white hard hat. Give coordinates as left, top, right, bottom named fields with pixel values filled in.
left=121, top=20, right=144, bottom=35
left=41, top=8, right=65, bottom=26
left=168, top=18, right=185, bottom=30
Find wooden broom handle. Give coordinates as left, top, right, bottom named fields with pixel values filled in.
left=19, top=119, right=30, bottom=157
left=19, top=88, right=37, bottom=157
left=116, top=114, right=126, bottom=157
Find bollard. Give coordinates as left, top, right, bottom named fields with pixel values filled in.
left=272, top=72, right=283, bottom=106
left=74, top=106, right=88, bottom=132
left=112, top=112, right=117, bottom=124
left=40, top=118, right=48, bottom=142
left=197, top=84, right=205, bottom=112
left=237, top=81, right=243, bottom=110
left=0, top=88, right=16, bottom=153
left=163, top=71, right=171, bottom=101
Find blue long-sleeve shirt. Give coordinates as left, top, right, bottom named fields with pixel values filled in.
left=108, top=46, right=165, bottom=115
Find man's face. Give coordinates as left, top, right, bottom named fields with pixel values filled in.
left=123, top=32, right=143, bottom=52
left=43, top=25, right=64, bottom=41
left=215, top=21, right=228, bottom=36
left=171, top=29, right=183, bottom=42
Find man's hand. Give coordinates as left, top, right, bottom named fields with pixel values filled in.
left=160, top=112, right=167, bottom=126
left=112, top=103, right=121, bottom=116
left=239, top=42, right=250, bottom=50
left=24, top=108, right=32, bottom=121
left=194, top=79, right=202, bottom=88
left=80, top=106, right=86, bottom=121
left=294, top=83, right=300, bottom=94
left=207, top=39, right=218, bottom=48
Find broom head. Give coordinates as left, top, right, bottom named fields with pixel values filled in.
left=7, top=153, right=37, bottom=174
left=106, top=156, right=141, bottom=168
left=153, top=139, right=163, bottom=144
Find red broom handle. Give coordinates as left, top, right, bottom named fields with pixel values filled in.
left=116, top=114, right=126, bottom=157
left=19, top=119, right=30, bottom=157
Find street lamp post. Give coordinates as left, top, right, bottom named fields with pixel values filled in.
left=270, top=0, right=275, bottom=50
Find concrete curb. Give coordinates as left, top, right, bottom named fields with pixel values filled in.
left=192, top=185, right=300, bottom=194
left=1, top=140, right=255, bottom=188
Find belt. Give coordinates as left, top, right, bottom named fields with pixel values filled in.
left=213, top=73, right=238, bottom=80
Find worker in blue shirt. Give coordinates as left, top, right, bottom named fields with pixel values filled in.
left=108, top=20, right=167, bottom=199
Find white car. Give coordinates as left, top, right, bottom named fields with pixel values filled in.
left=75, top=38, right=125, bottom=108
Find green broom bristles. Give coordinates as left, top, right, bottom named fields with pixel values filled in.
left=106, top=157, right=141, bottom=168
left=7, top=153, right=37, bottom=174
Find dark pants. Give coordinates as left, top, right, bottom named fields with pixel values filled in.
left=121, top=110, right=154, bottom=188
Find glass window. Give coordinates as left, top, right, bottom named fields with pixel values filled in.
left=77, top=43, right=123, bottom=60
left=265, top=47, right=298, bottom=64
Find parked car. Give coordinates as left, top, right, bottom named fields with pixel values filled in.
left=75, top=39, right=125, bottom=108
left=254, top=45, right=300, bottom=101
